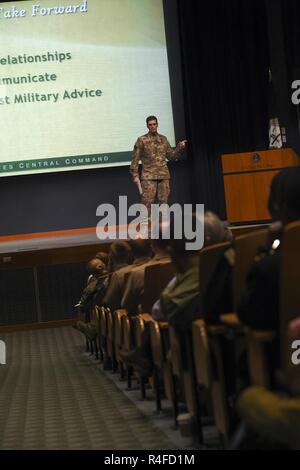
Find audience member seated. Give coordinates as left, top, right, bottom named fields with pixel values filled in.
left=75, top=258, right=109, bottom=310
left=203, top=169, right=298, bottom=328
left=120, top=211, right=230, bottom=374
left=229, top=168, right=300, bottom=393
left=238, top=168, right=300, bottom=335
left=74, top=258, right=109, bottom=337
left=120, top=237, right=171, bottom=316
left=152, top=211, right=232, bottom=330
left=95, top=251, right=110, bottom=267
left=74, top=243, right=130, bottom=336
left=101, top=241, right=133, bottom=312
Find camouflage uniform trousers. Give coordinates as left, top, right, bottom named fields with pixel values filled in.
left=141, top=179, right=170, bottom=218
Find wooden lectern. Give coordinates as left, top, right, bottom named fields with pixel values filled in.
left=221, top=148, right=300, bottom=224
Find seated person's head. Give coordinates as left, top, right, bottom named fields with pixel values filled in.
left=109, top=241, right=132, bottom=270
left=128, top=238, right=152, bottom=260
left=204, top=211, right=232, bottom=245
left=166, top=211, right=230, bottom=272
left=95, top=251, right=109, bottom=267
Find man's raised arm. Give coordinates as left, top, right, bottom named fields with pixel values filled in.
left=166, top=139, right=187, bottom=161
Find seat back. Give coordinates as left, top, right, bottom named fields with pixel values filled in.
left=169, top=325, right=184, bottom=379
left=141, top=262, right=175, bottom=312
left=150, top=320, right=169, bottom=368
left=199, top=241, right=232, bottom=300
left=135, top=316, right=145, bottom=348
left=192, top=320, right=230, bottom=440
left=121, top=314, right=132, bottom=352
left=91, top=305, right=100, bottom=334
left=105, top=308, right=114, bottom=359
left=192, top=319, right=211, bottom=388
left=114, top=309, right=127, bottom=353
left=233, top=228, right=268, bottom=309
left=99, top=306, right=107, bottom=339
left=169, top=326, right=199, bottom=418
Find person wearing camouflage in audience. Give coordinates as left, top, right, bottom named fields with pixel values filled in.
left=130, top=116, right=187, bottom=216
left=74, top=258, right=109, bottom=340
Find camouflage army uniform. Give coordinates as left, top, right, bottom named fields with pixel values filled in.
left=130, top=132, right=181, bottom=214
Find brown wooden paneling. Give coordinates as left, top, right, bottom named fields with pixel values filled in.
left=221, top=148, right=300, bottom=223
left=230, top=224, right=269, bottom=237
left=0, top=242, right=111, bottom=270
left=223, top=170, right=279, bottom=222
left=0, top=318, right=76, bottom=333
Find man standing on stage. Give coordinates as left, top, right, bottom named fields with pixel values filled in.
left=130, top=116, right=187, bottom=216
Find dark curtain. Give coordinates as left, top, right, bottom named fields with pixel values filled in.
left=177, top=0, right=270, bottom=219
left=281, top=0, right=300, bottom=74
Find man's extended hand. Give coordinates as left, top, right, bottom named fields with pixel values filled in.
left=133, top=176, right=140, bottom=185
left=178, top=140, right=187, bottom=150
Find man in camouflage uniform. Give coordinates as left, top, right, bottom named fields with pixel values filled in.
left=130, top=116, right=187, bottom=217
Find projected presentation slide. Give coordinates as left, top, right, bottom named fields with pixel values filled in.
left=0, top=0, right=175, bottom=176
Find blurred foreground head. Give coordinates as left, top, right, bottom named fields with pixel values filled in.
left=204, top=211, right=232, bottom=245
left=152, top=211, right=229, bottom=272
left=268, top=167, right=300, bottom=223
left=166, top=211, right=230, bottom=254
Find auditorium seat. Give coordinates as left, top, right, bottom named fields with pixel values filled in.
left=280, top=220, right=300, bottom=396
left=168, top=325, right=204, bottom=443
left=150, top=320, right=173, bottom=413
left=192, top=319, right=230, bottom=448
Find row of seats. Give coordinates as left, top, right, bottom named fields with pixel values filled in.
left=75, top=220, right=300, bottom=449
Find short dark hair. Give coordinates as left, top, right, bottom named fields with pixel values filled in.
left=146, top=115, right=158, bottom=125
left=129, top=238, right=152, bottom=258
left=95, top=251, right=109, bottom=267
left=86, top=258, right=106, bottom=275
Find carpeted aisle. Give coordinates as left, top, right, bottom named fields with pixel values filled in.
left=0, top=327, right=173, bottom=450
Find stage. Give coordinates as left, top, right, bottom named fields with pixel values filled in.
left=0, top=223, right=268, bottom=329
left=0, top=222, right=268, bottom=255
left=0, top=227, right=101, bottom=254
